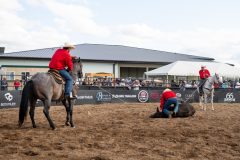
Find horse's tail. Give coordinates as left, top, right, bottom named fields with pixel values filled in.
left=18, top=80, right=33, bottom=127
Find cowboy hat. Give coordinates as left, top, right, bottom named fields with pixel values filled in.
left=63, top=42, right=75, bottom=49
left=163, top=88, right=171, bottom=93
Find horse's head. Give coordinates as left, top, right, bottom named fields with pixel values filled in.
left=214, top=73, right=223, bottom=84
left=71, top=57, right=83, bottom=81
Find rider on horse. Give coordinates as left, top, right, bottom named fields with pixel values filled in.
left=160, top=88, right=179, bottom=118
left=49, top=43, right=77, bottom=99
left=199, top=65, right=210, bottom=96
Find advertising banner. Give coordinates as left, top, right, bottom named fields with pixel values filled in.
left=1, top=88, right=240, bottom=109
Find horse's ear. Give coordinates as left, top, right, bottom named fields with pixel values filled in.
left=78, top=57, right=81, bottom=63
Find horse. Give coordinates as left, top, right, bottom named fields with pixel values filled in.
left=18, top=58, right=83, bottom=130
left=198, top=73, right=223, bottom=111
left=149, top=101, right=196, bottom=118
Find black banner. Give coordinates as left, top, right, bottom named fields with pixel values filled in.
left=1, top=88, right=240, bottom=109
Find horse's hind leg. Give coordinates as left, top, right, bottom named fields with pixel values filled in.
left=43, top=100, right=56, bottom=130
left=29, top=98, right=37, bottom=128
left=62, top=99, right=70, bottom=126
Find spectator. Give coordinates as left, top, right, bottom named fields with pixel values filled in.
left=192, top=80, right=198, bottom=88
left=221, top=80, right=229, bottom=88
left=171, top=80, right=178, bottom=88
left=235, top=81, right=240, bottom=89
left=1, top=77, right=8, bottom=91
left=179, top=80, right=186, bottom=91
left=132, top=80, right=141, bottom=90
left=14, top=79, right=21, bottom=90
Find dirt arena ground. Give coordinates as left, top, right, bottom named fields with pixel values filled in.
left=0, top=103, right=239, bottom=160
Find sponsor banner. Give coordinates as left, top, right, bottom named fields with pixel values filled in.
left=138, top=90, right=149, bottom=103
left=95, top=91, right=112, bottom=103
left=1, top=88, right=240, bottom=108
left=111, top=90, right=138, bottom=103
left=148, top=90, right=161, bottom=102
left=75, top=90, right=95, bottom=104
left=0, top=91, right=19, bottom=108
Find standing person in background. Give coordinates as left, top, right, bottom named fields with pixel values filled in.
left=199, top=65, right=211, bottom=96
left=14, top=79, right=21, bottom=90
left=1, top=77, right=8, bottom=91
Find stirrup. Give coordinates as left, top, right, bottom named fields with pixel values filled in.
left=65, top=95, right=77, bottom=100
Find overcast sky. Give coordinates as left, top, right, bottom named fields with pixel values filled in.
left=1, top=0, right=240, bottom=66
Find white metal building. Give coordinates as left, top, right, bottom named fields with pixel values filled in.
left=0, top=44, right=214, bottom=79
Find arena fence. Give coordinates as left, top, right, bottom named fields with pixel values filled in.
left=0, top=87, right=239, bottom=109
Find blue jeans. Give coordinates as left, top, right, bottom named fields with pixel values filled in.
left=59, top=69, right=73, bottom=96
left=163, top=98, right=179, bottom=116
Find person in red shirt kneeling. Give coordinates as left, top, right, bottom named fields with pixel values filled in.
left=160, top=88, right=179, bottom=118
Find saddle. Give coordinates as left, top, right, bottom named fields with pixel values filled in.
left=48, top=69, right=65, bottom=84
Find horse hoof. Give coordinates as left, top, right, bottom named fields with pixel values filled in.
left=65, top=122, right=70, bottom=126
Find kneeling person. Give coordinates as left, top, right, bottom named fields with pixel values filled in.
left=160, top=88, right=179, bottom=118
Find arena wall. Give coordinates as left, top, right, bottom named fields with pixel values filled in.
left=0, top=88, right=239, bottom=109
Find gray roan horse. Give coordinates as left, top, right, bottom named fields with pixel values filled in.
left=18, top=58, right=83, bottom=130
left=149, top=101, right=196, bottom=118
left=198, top=73, right=223, bottom=111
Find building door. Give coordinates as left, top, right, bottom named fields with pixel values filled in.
left=120, top=67, right=146, bottom=79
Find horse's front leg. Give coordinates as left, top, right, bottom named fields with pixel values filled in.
left=204, top=94, right=207, bottom=111
left=62, top=99, right=70, bottom=126
left=199, top=96, right=204, bottom=110
left=211, top=91, right=214, bottom=111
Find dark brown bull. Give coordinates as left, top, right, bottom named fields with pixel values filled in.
left=150, top=101, right=196, bottom=118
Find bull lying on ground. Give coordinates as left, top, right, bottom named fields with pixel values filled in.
left=150, top=101, right=196, bottom=118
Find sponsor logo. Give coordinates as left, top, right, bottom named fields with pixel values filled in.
left=224, top=92, right=235, bottom=102
left=138, top=90, right=149, bottom=103
left=150, top=91, right=160, bottom=100
left=1, top=93, right=16, bottom=107
left=112, top=94, right=137, bottom=99
left=185, top=94, right=193, bottom=99
left=4, top=93, right=13, bottom=101
left=0, top=102, right=16, bottom=107
left=96, top=92, right=111, bottom=102
left=77, top=95, right=94, bottom=100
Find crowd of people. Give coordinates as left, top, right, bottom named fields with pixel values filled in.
left=1, top=75, right=240, bottom=91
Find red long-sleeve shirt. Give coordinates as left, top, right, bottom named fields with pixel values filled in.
left=199, top=69, right=210, bottom=79
left=49, top=49, right=73, bottom=71
left=14, top=81, right=21, bottom=87
left=160, top=90, right=177, bottom=110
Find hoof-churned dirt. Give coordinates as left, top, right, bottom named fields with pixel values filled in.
left=0, top=103, right=240, bottom=160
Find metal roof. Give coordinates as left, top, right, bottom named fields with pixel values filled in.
left=0, top=43, right=214, bottom=63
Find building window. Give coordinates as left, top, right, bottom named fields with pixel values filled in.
left=6, top=72, right=14, bottom=80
